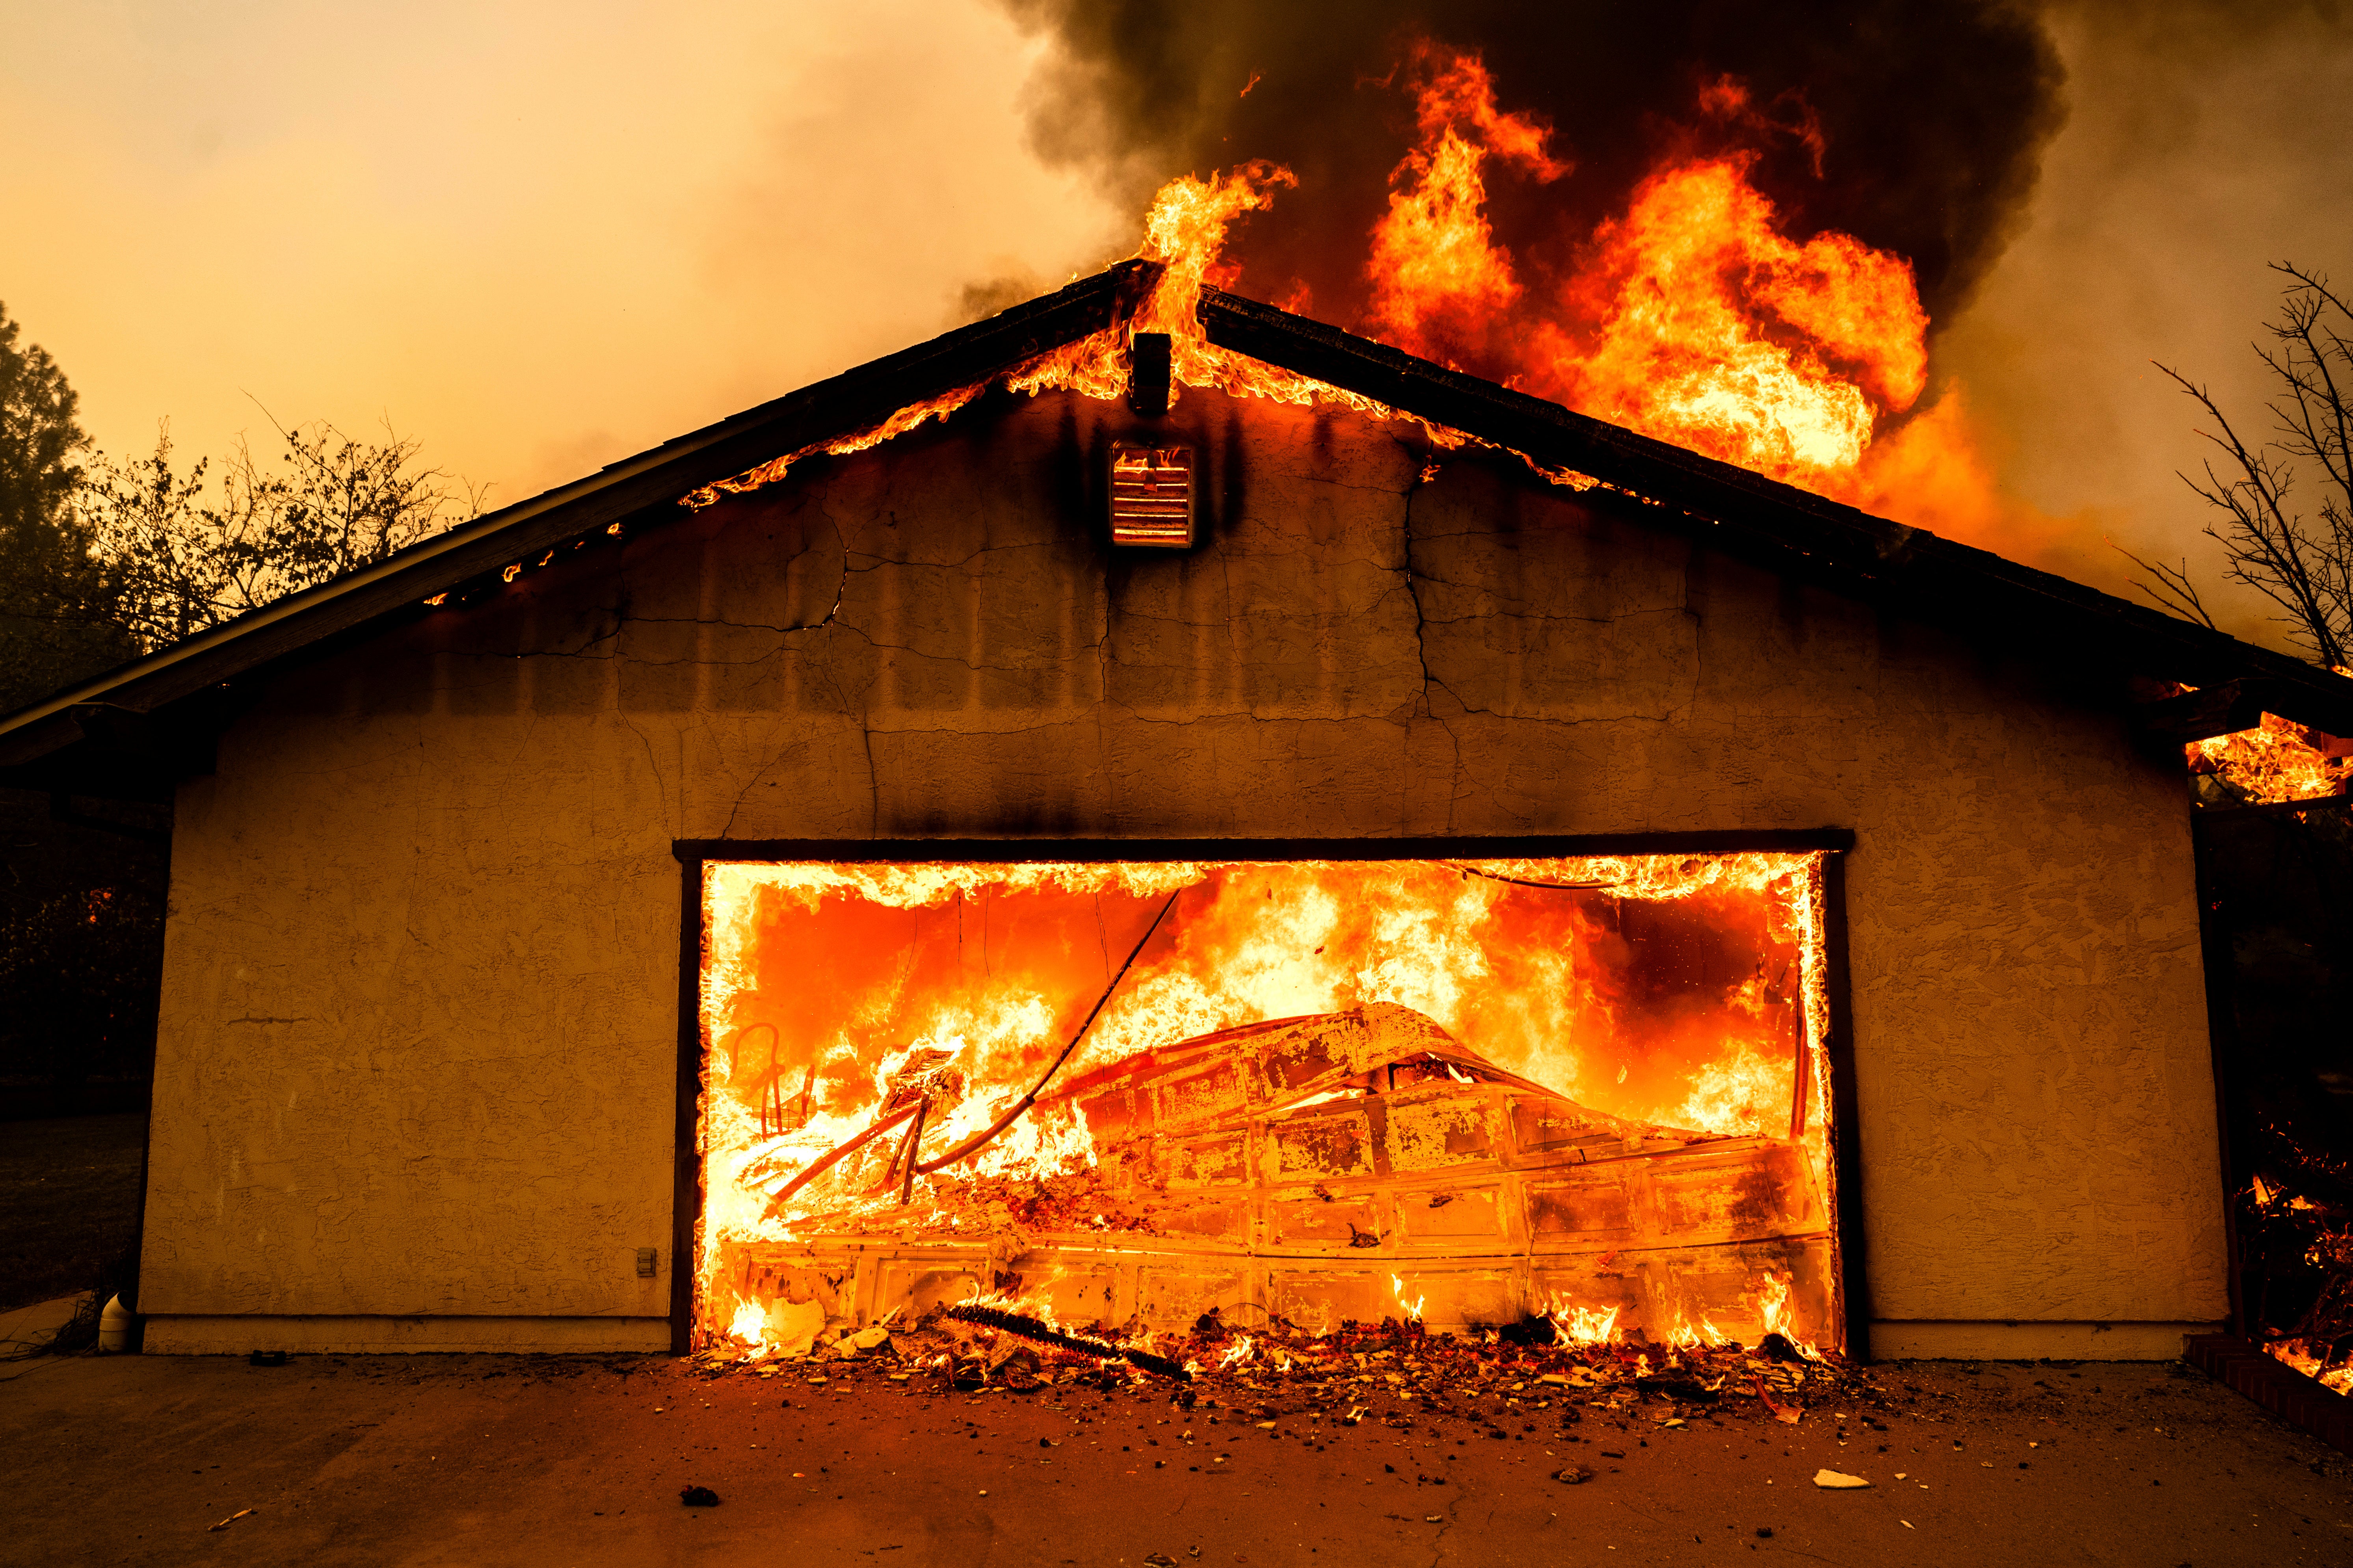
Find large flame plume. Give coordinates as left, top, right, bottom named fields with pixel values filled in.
left=1337, top=48, right=2032, bottom=551
left=688, top=43, right=2073, bottom=566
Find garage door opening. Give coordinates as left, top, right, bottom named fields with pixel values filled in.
left=684, top=846, right=1851, bottom=1362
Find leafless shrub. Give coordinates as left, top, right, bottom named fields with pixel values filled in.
left=2143, top=263, right=2353, bottom=668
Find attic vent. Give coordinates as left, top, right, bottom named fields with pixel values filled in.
left=1109, top=444, right=1196, bottom=548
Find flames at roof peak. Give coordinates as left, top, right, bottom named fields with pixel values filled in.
left=681, top=48, right=2008, bottom=550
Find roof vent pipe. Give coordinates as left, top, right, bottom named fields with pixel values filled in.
left=1127, top=332, right=1172, bottom=417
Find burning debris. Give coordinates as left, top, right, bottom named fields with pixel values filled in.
left=2189, top=711, right=2353, bottom=807
left=681, top=1288, right=1870, bottom=1450
left=2243, top=1152, right=2353, bottom=1395
left=944, top=1302, right=1193, bottom=1383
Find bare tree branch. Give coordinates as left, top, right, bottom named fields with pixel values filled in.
left=2137, top=264, right=2353, bottom=670
left=2110, top=540, right=2219, bottom=629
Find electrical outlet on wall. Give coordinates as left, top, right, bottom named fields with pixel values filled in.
left=635, top=1248, right=657, bottom=1277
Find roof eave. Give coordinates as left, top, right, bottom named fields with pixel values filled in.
left=1200, top=288, right=2353, bottom=737
left=9, top=261, right=2348, bottom=793
left=0, top=260, right=1156, bottom=779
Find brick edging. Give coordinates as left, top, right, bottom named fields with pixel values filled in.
left=2184, top=1333, right=2353, bottom=1454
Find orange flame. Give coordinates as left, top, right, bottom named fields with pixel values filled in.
left=1547, top=1301, right=1621, bottom=1345
left=1675, top=1033, right=1797, bottom=1139
left=1525, top=157, right=1926, bottom=486
left=1336, top=44, right=2084, bottom=562
left=1365, top=44, right=1566, bottom=370
left=2187, top=708, right=2353, bottom=804
left=1349, top=45, right=1931, bottom=494
left=687, top=160, right=1511, bottom=512
left=689, top=43, right=2093, bottom=579
left=1664, top=1308, right=1730, bottom=1352
left=1756, top=1271, right=1821, bottom=1360
left=2267, top=1338, right=2353, bottom=1395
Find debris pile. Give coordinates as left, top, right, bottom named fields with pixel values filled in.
left=686, top=1305, right=1870, bottom=1436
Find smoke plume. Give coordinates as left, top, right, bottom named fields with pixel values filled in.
left=1001, top=0, right=2066, bottom=343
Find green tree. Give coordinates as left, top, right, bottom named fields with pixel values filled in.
left=0, top=303, right=132, bottom=713
left=84, top=412, right=482, bottom=654
left=0, top=309, right=167, bottom=1170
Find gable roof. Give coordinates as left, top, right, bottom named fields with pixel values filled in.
left=6, top=258, right=2349, bottom=799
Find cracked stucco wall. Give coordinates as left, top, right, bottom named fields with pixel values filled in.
left=137, top=386, right=2226, bottom=1355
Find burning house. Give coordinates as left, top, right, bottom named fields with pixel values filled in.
left=5, top=221, right=2350, bottom=1366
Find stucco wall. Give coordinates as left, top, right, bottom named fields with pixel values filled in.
left=138, top=385, right=2227, bottom=1356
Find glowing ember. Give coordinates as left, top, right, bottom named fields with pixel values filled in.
left=2266, top=1339, right=2353, bottom=1395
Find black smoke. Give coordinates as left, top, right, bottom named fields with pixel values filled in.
left=1000, top=0, right=2066, bottom=333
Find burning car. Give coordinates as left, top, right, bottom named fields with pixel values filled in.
left=711, top=1002, right=1836, bottom=1350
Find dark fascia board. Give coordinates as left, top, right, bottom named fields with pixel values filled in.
left=672, top=830, right=1859, bottom=864
left=1202, top=288, right=2353, bottom=738
left=0, top=262, right=1157, bottom=775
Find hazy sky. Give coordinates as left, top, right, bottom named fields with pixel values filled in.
left=2, top=1, right=2347, bottom=647
left=0, top=1, right=1125, bottom=496
left=1938, top=1, right=2353, bottom=639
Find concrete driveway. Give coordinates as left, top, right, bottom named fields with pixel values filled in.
left=2, top=1348, right=2346, bottom=1566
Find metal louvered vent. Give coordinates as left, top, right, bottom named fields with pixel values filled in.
left=1110, top=444, right=1195, bottom=548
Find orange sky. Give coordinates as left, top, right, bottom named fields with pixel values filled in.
left=0, top=0, right=1123, bottom=503
left=2, top=1, right=2347, bottom=648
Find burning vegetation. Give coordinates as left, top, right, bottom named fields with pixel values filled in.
left=695, top=855, right=1842, bottom=1369
left=2246, top=1158, right=2353, bottom=1396
left=2188, top=710, right=2353, bottom=807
